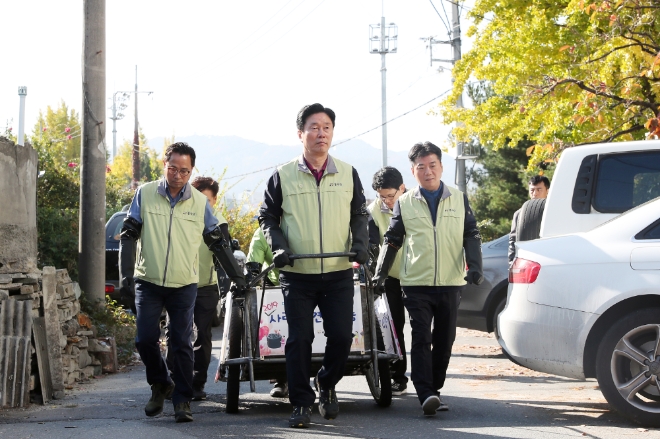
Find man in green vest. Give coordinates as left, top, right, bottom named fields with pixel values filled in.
left=373, top=141, right=483, bottom=416
left=119, top=142, right=247, bottom=423
left=259, top=103, right=369, bottom=428
left=367, top=166, right=408, bottom=395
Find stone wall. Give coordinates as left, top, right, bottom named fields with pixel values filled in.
left=0, top=137, right=38, bottom=274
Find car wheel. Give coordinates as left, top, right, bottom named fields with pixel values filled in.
left=516, top=198, right=546, bottom=242
left=491, top=296, right=506, bottom=344
left=596, top=308, right=660, bottom=427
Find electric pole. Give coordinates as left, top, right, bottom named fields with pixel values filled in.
left=79, top=0, right=106, bottom=307
left=370, top=17, right=398, bottom=167
left=17, top=86, right=27, bottom=146
left=132, top=66, right=140, bottom=189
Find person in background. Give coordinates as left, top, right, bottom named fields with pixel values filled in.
left=508, top=175, right=550, bottom=265
left=367, top=166, right=408, bottom=395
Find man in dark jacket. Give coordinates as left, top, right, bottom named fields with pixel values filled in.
left=259, top=103, right=369, bottom=428
left=373, top=141, right=483, bottom=416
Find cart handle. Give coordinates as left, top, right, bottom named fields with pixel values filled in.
left=247, top=252, right=356, bottom=289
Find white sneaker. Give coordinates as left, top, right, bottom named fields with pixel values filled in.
left=422, top=395, right=440, bottom=416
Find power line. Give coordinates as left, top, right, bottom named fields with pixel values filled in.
left=223, top=90, right=452, bottom=181
left=429, top=0, right=451, bottom=35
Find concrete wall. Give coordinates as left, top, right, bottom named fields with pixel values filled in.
left=0, top=137, right=38, bottom=273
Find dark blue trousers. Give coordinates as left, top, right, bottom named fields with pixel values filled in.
left=402, top=288, right=461, bottom=404
left=280, top=274, right=355, bottom=407
left=135, top=279, right=197, bottom=406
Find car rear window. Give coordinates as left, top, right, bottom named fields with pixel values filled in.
left=593, top=151, right=660, bottom=213
left=106, top=214, right=126, bottom=242
left=636, top=218, right=660, bottom=240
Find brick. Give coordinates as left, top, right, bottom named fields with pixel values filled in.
left=0, top=274, right=12, bottom=284
left=55, top=269, right=71, bottom=284
left=3, top=283, right=22, bottom=291
left=88, top=338, right=112, bottom=353
left=0, top=290, right=8, bottom=300
left=77, top=330, right=93, bottom=336
left=77, top=313, right=92, bottom=329
left=57, top=283, right=75, bottom=299
left=20, top=284, right=34, bottom=294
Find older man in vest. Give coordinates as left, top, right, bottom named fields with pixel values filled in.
left=373, top=141, right=483, bottom=416
left=119, top=142, right=247, bottom=423
left=259, top=103, right=369, bottom=428
left=367, top=166, right=408, bottom=395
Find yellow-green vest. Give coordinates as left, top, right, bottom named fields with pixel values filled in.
left=398, top=185, right=467, bottom=287
left=367, top=198, right=402, bottom=279
left=135, top=180, right=208, bottom=288
left=197, top=212, right=228, bottom=288
left=247, top=227, right=279, bottom=285
left=278, top=155, right=354, bottom=274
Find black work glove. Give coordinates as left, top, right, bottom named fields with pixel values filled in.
left=204, top=226, right=248, bottom=290
left=372, top=241, right=399, bottom=296
left=230, top=281, right=249, bottom=298
left=119, top=216, right=141, bottom=314
left=464, top=237, right=484, bottom=285
left=245, top=261, right=262, bottom=285
left=273, top=248, right=294, bottom=268
left=349, top=246, right=369, bottom=265
left=119, top=279, right=136, bottom=314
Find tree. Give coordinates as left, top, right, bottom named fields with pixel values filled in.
left=441, top=0, right=660, bottom=168
left=32, top=101, right=81, bottom=167
left=108, top=129, right=162, bottom=187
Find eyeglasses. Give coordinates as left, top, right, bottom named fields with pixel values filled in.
left=166, top=166, right=191, bottom=177
left=379, top=190, right=398, bottom=201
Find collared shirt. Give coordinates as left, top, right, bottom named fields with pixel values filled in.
left=127, top=178, right=219, bottom=234
left=303, top=157, right=328, bottom=185
left=419, top=183, right=444, bottom=225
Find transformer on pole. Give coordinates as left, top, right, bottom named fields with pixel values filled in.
left=369, top=18, right=397, bottom=167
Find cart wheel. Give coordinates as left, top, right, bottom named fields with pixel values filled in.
left=364, top=326, right=392, bottom=407
left=226, top=305, right=243, bottom=414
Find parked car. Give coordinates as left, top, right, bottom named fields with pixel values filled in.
left=457, top=234, right=509, bottom=340
left=499, top=197, right=660, bottom=426
left=104, top=209, right=127, bottom=303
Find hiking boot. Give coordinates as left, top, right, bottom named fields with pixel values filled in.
left=192, top=384, right=206, bottom=401
left=145, top=381, right=175, bottom=417
left=318, top=388, right=339, bottom=420
left=422, top=395, right=441, bottom=416
left=392, top=381, right=407, bottom=396
left=437, top=393, right=449, bottom=411
left=289, top=406, right=312, bottom=428
left=174, top=402, right=193, bottom=423
left=270, top=381, right=288, bottom=398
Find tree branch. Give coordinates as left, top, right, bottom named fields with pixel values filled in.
left=579, top=124, right=645, bottom=145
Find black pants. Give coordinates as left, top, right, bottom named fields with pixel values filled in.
left=192, top=285, right=219, bottom=387
left=135, top=280, right=196, bottom=406
left=385, top=276, right=408, bottom=384
left=403, top=288, right=461, bottom=404
left=280, top=274, right=355, bottom=407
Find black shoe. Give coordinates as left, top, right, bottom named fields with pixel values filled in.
left=437, top=393, right=449, bottom=411
left=392, top=381, right=407, bottom=396
left=192, top=384, right=206, bottom=401
left=174, top=402, right=193, bottom=423
left=318, top=388, right=339, bottom=420
left=145, top=381, right=175, bottom=417
left=289, top=406, right=312, bottom=428
left=270, top=382, right=288, bottom=398
left=422, top=395, right=440, bottom=416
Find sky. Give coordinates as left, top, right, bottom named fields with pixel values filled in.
left=1, top=1, right=476, bottom=165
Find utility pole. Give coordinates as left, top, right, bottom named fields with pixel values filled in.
left=79, top=0, right=106, bottom=307
left=370, top=17, right=398, bottom=167
left=423, top=2, right=474, bottom=193
left=110, top=86, right=152, bottom=163
left=131, top=66, right=140, bottom=189
left=17, top=86, right=27, bottom=146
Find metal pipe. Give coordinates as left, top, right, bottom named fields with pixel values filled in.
left=380, top=16, right=387, bottom=167
left=17, top=87, right=27, bottom=146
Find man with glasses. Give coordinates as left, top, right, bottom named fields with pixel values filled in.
left=367, top=166, right=408, bottom=395
left=119, top=142, right=247, bottom=423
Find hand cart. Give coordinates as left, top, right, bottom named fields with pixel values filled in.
left=214, top=252, right=403, bottom=413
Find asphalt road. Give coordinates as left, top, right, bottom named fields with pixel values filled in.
left=1, top=322, right=658, bottom=438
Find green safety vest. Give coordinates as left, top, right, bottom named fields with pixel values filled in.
left=134, top=180, right=208, bottom=288
left=398, top=185, right=467, bottom=287
left=367, top=198, right=402, bottom=279
left=247, top=227, right=279, bottom=285
left=278, top=155, right=354, bottom=274
left=197, top=212, right=228, bottom=288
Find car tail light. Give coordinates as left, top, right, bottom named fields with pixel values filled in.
left=509, top=258, right=541, bottom=284
left=352, top=262, right=360, bottom=269
left=105, top=284, right=115, bottom=294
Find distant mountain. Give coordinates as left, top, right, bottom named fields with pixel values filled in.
left=149, top=135, right=457, bottom=202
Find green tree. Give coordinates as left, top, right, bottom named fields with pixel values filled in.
left=441, top=0, right=660, bottom=170
left=32, top=101, right=81, bottom=167
left=108, top=129, right=162, bottom=187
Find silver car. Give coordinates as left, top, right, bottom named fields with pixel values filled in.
left=457, top=234, right=509, bottom=340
